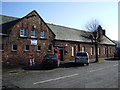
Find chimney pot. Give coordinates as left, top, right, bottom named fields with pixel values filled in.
left=102, top=29, right=106, bottom=35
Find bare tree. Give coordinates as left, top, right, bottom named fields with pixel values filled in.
left=84, top=19, right=102, bottom=62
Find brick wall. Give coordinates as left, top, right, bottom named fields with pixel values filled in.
left=2, top=11, right=55, bottom=66
left=54, top=41, right=116, bottom=62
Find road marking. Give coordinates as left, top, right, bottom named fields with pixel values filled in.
left=33, top=73, right=79, bottom=85
left=89, top=64, right=118, bottom=73
left=89, top=70, right=96, bottom=72
left=113, top=64, right=118, bottom=66
left=90, top=68, right=105, bottom=72
left=97, top=68, right=105, bottom=70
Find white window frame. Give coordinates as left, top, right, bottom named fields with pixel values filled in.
left=81, top=47, right=85, bottom=52
left=37, top=46, right=41, bottom=51
left=91, top=47, right=94, bottom=55
left=104, top=48, right=106, bottom=54
left=41, top=30, right=47, bottom=38
left=72, top=47, right=74, bottom=56
left=98, top=47, right=100, bottom=55
left=12, top=44, right=17, bottom=51
left=20, top=28, right=28, bottom=37
left=20, top=28, right=24, bottom=37
left=31, top=29, right=38, bottom=38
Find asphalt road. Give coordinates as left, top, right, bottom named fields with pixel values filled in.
left=2, top=60, right=119, bottom=88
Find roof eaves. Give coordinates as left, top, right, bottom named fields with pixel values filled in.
left=104, top=35, right=116, bottom=45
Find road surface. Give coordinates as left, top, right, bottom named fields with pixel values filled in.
left=2, top=60, right=119, bottom=88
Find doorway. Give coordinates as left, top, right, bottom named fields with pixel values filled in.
left=57, top=48, right=64, bottom=61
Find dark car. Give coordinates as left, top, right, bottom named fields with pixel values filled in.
left=42, top=54, right=60, bottom=68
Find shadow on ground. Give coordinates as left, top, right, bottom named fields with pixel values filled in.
left=105, top=58, right=120, bottom=61
left=22, top=64, right=53, bottom=70
left=60, top=62, right=85, bottom=68
left=22, top=62, right=86, bottom=70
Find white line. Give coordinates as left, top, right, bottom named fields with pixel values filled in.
left=90, top=68, right=105, bottom=72
left=33, top=73, right=79, bottom=85
left=113, top=64, right=118, bottom=66
left=89, top=70, right=96, bottom=72
left=97, top=68, right=105, bottom=71
left=90, top=64, right=118, bottom=73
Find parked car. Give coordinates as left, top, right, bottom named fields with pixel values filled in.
left=75, top=52, right=89, bottom=66
left=42, top=54, right=60, bottom=68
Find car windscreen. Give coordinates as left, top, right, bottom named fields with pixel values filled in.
left=77, top=53, right=87, bottom=56
left=44, top=55, right=58, bottom=60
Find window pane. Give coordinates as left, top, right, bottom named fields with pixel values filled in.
left=82, top=47, right=85, bottom=52
left=25, top=45, right=30, bottom=50
left=98, top=47, right=100, bottom=55
left=41, top=31, right=43, bottom=37
left=72, top=47, right=74, bottom=56
left=13, top=44, right=17, bottom=51
left=41, top=30, right=46, bottom=38
left=20, top=29, right=24, bottom=35
left=0, top=44, right=4, bottom=50
left=20, top=28, right=28, bottom=37
left=48, top=45, right=52, bottom=51
left=77, top=53, right=87, bottom=56
left=31, top=30, right=38, bottom=38
left=104, top=48, right=106, bottom=54
left=35, top=30, right=38, bottom=37
left=31, top=30, right=34, bottom=36
left=25, top=28, right=28, bottom=36
left=91, top=47, right=94, bottom=55
left=37, top=46, right=41, bottom=51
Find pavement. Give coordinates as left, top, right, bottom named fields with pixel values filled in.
left=2, top=58, right=119, bottom=89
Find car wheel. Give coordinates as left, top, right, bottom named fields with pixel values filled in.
left=75, top=60, right=77, bottom=64
left=86, top=63, right=89, bottom=66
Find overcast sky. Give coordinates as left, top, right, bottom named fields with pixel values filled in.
left=1, top=2, right=118, bottom=40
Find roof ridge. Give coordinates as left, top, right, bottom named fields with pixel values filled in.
left=47, top=23, right=89, bottom=33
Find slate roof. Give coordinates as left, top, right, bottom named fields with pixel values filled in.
left=113, top=40, right=120, bottom=47
left=0, top=14, right=116, bottom=45
left=0, top=15, right=19, bottom=24
left=0, top=15, right=20, bottom=34
left=47, top=23, right=91, bottom=43
left=47, top=23, right=116, bottom=45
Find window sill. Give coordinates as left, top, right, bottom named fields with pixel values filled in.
left=20, top=36, right=28, bottom=38
left=11, top=50, right=17, bottom=52
left=36, top=50, right=41, bottom=52
left=30, top=36, right=38, bottom=39
left=24, top=50, right=29, bottom=52
left=40, top=37, right=47, bottom=40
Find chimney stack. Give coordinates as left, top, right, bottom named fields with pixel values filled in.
left=98, top=25, right=104, bottom=42
left=102, top=29, right=106, bottom=35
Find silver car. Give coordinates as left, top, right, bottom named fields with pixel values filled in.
left=75, top=52, right=89, bottom=66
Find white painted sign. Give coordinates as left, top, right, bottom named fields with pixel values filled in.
left=31, top=40, right=37, bottom=45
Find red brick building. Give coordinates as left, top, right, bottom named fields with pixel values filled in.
left=47, top=24, right=116, bottom=61
left=0, top=10, right=116, bottom=66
